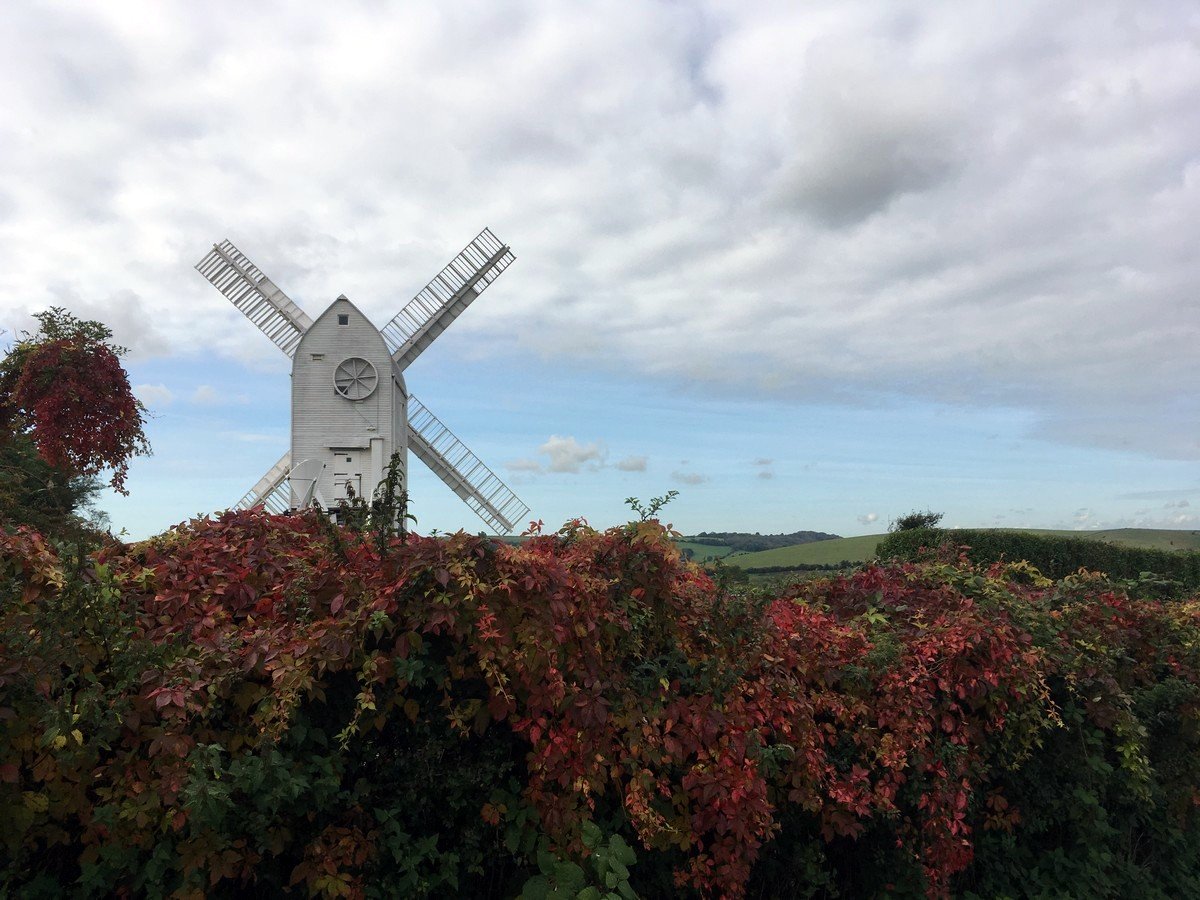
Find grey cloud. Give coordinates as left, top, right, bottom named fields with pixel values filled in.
left=756, top=470, right=773, bottom=480
left=672, top=471, right=709, bottom=486
left=44, top=286, right=171, bottom=359
left=772, top=39, right=968, bottom=226
left=615, top=455, right=648, bottom=472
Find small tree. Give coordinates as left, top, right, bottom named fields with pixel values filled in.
left=0, top=435, right=108, bottom=540
left=889, top=509, right=944, bottom=532
left=0, top=307, right=149, bottom=495
left=0, top=308, right=149, bottom=545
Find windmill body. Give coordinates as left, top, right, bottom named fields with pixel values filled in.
left=195, top=228, right=529, bottom=533
left=291, top=296, right=408, bottom=507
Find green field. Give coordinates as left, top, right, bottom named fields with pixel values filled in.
left=727, top=534, right=886, bottom=568
left=723, top=528, right=1200, bottom=570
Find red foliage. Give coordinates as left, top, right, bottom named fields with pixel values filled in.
left=5, top=337, right=147, bottom=492
left=4, top=514, right=1200, bottom=897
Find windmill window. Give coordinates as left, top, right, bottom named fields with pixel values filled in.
left=337, top=314, right=349, bottom=325
left=310, top=353, right=324, bottom=361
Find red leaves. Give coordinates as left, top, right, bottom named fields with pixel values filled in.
left=8, top=509, right=1200, bottom=898
left=3, top=336, right=148, bottom=492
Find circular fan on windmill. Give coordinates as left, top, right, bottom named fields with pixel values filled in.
left=333, top=357, right=378, bottom=400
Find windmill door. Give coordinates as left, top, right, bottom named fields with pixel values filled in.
left=334, top=472, right=361, bottom=500
left=332, top=450, right=363, bottom=501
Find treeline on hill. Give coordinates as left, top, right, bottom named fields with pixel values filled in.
left=880, top=527, right=1200, bottom=598
left=686, top=530, right=840, bottom=553
left=5, top=513, right=1200, bottom=898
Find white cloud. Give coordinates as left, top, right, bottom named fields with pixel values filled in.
left=672, top=470, right=709, bottom=486
left=0, top=1, right=1197, bottom=464
left=857, top=512, right=878, bottom=526
left=222, top=432, right=281, bottom=444
left=1055, top=508, right=1200, bottom=531
left=538, top=435, right=606, bottom=474
left=191, top=385, right=219, bottom=405
left=1071, top=508, right=1100, bottom=530
left=506, top=458, right=544, bottom=474
left=134, top=382, right=173, bottom=407
left=615, top=455, right=647, bottom=472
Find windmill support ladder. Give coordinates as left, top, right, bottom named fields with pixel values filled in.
left=236, top=451, right=292, bottom=514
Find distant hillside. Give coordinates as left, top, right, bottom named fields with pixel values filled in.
left=683, top=530, right=841, bottom=553
left=721, top=528, right=1200, bottom=572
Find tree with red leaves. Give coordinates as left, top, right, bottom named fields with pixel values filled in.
left=0, top=307, right=149, bottom=499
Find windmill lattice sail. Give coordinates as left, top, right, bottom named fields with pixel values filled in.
left=408, top=395, right=530, bottom=534
left=196, top=240, right=314, bottom=357
left=383, top=228, right=515, bottom=371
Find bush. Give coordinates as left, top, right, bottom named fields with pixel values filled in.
left=890, top=510, right=945, bottom=532
left=3, top=514, right=1200, bottom=898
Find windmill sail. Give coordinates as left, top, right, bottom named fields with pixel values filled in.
left=407, top=395, right=529, bottom=534
left=196, top=240, right=314, bottom=357
left=382, top=228, right=515, bottom=371
left=236, top=451, right=292, bottom=513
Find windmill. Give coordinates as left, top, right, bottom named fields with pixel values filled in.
left=195, top=228, right=530, bottom=534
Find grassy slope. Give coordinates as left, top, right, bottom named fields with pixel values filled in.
left=724, top=528, right=1200, bottom=569
left=728, top=534, right=886, bottom=568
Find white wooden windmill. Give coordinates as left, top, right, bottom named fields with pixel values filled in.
left=195, top=228, right=530, bottom=533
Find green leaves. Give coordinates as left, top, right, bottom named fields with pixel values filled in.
left=520, top=826, right=637, bottom=900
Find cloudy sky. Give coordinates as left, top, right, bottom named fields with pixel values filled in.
left=2, top=0, right=1198, bottom=539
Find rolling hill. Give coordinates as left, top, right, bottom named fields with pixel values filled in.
left=726, top=534, right=886, bottom=568
left=721, top=528, right=1200, bottom=570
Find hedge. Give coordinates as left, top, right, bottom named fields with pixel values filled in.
left=4, top=512, right=1200, bottom=898
left=878, top=528, right=1200, bottom=594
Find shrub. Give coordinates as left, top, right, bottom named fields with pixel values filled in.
left=2, top=514, right=1200, bottom=898
left=890, top=510, right=945, bottom=532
